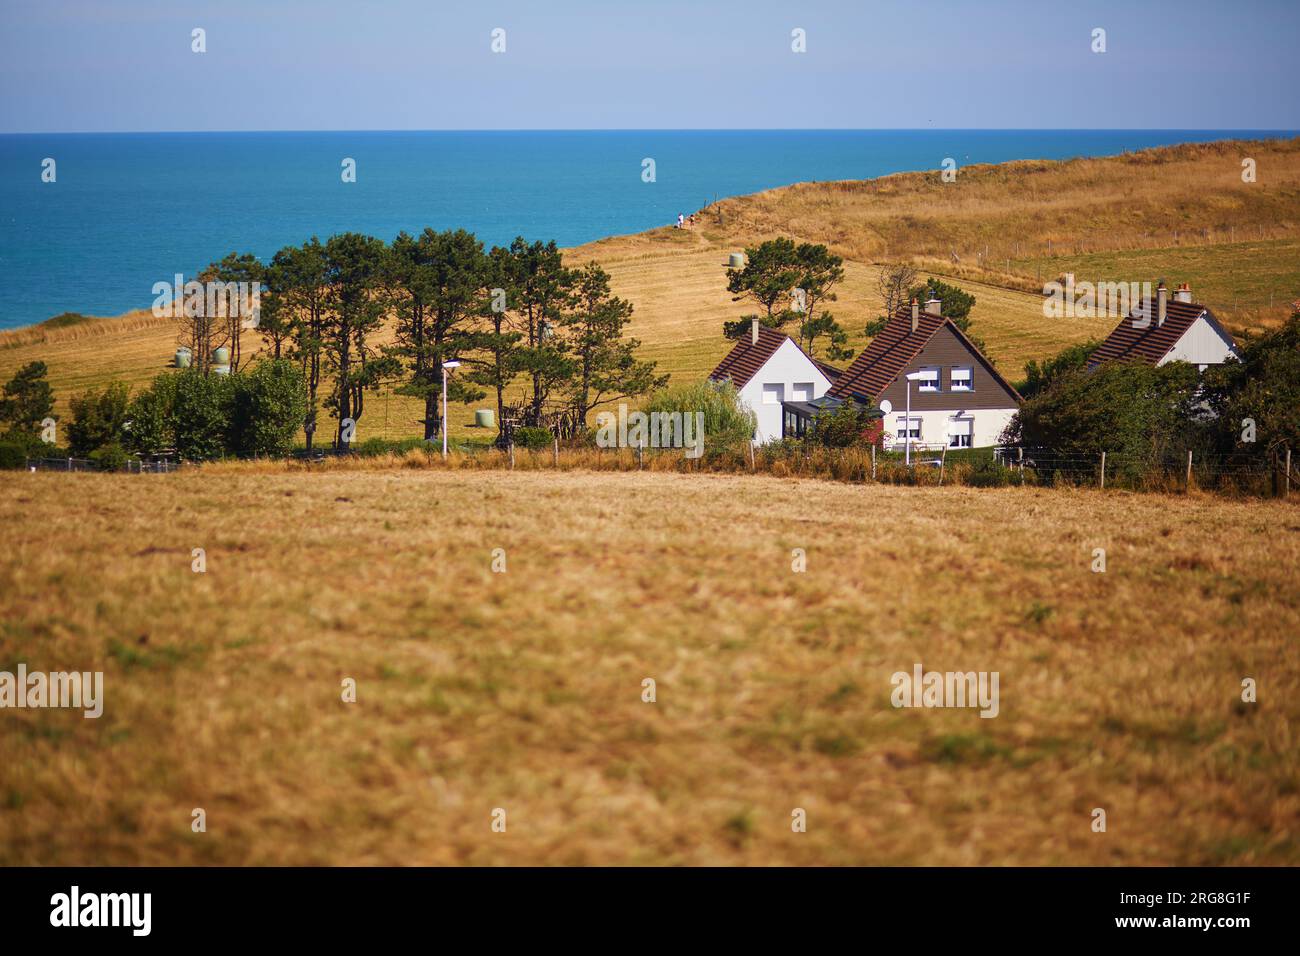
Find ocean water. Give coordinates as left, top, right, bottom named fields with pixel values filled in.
left=0, top=129, right=1294, bottom=330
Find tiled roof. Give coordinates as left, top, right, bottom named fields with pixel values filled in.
left=828, top=305, right=945, bottom=401
left=1088, top=298, right=1231, bottom=368
left=708, top=325, right=795, bottom=389
left=813, top=359, right=843, bottom=381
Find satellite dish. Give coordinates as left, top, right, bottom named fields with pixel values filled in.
left=878, top=399, right=893, bottom=415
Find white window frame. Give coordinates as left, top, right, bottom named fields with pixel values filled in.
left=792, top=382, right=814, bottom=402
left=762, top=383, right=784, bottom=405
left=948, top=417, right=973, bottom=448
left=916, top=367, right=940, bottom=392
left=896, top=416, right=922, bottom=440
left=950, top=366, right=973, bottom=392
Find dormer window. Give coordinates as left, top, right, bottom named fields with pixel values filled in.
left=916, top=367, right=940, bottom=392
left=951, top=367, right=972, bottom=391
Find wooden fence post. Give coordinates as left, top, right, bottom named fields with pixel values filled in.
left=871, top=444, right=876, bottom=480
left=1186, top=449, right=1193, bottom=490
left=1286, top=448, right=1292, bottom=498
left=553, top=437, right=558, bottom=467
left=1100, top=451, right=1106, bottom=490
left=637, top=439, right=644, bottom=470
left=939, top=445, right=947, bottom=485
left=748, top=441, right=755, bottom=471
left=509, top=441, right=515, bottom=470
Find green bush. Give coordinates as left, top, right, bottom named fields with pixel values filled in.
left=67, top=382, right=130, bottom=457
left=1004, top=361, right=1203, bottom=482
left=965, top=457, right=1018, bottom=488
left=809, top=402, right=884, bottom=448
left=126, top=373, right=179, bottom=455
left=172, top=371, right=235, bottom=461
left=641, top=379, right=756, bottom=449
left=230, top=360, right=308, bottom=457
left=0, top=439, right=29, bottom=469
left=513, top=426, right=553, bottom=450
left=89, top=441, right=129, bottom=472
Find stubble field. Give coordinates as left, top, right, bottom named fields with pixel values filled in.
left=1, top=467, right=1297, bottom=865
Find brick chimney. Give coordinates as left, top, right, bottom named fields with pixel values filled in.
left=751, top=317, right=759, bottom=346
left=910, top=298, right=919, bottom=333
left=925, top=296, right=943, bottom=317
left=1175, top=282, right=1192, bottom=304
left=1156, top=280, right=1167, bottom=327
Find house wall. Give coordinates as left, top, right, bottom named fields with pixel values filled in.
left=886, top=407, right=1018, bottom=450
left=874, top=324, right=1020, bottom=448
left=1159, top=314, right=1240, bottom=369
left=737, top=339, right=833, bottom=444
left=875, top=324, right=1019, bottom=412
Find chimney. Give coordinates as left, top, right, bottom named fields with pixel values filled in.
left=1175, top=282, right=1192, bottom=304
left=910, top=298, right=919, bottom=333
left=1156, top=280, right=1167, bottom=327
left=925, top=296, right=942, bottom=317
left=751, top=317, right=759, bottom=346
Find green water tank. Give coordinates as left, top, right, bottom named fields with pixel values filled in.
left=475, top=409, right=495, bottom=429
left=175, top=348, right=192, bottom=368
left=212, top=364, right=231, bottom=376
left=213, top=346, right=231, bottom=366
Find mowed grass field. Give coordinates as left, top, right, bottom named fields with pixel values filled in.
left=1, top=467, right=1297, bottom=865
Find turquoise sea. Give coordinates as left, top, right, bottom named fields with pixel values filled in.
left=0, top=129, right=1294, bottom=330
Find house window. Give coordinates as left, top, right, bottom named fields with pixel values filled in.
left=896, top=416, right=921, bottom=440
left=792, top=382, right=814, bottom=402
left=948, top=418, right=973, bottom=448
left=951, top=367, right=972, bottom=391
left=762, top=383, right=784, bottom=405
left=917, top=367, right=940, bottom=392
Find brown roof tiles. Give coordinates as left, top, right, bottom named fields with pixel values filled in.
left=1088, top=298, right=1234, bottom=368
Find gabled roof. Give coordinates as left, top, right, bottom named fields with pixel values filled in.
left=813, top=359, right=843, bottom=381
left=708, top=324, right=824, bottom=389
left=1088, top=297, right=1236, bottom=368
left=828, top=304, right=1020, bottom=403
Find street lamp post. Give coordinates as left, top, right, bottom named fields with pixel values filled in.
left=904, top=371, right=925, bottom=467
left=441, top=360, right=461, bottom=459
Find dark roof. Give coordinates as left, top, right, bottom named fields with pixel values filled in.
left=828, top=304, right=1020, bottom=403
left=1088, top=297, right=1236, bottom=368
left=813, top=359, right=843, bottom=381
left=709, top=325, right=822, bottom=389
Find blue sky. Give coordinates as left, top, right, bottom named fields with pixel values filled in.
left=1, top=0, right=1297, bottom=132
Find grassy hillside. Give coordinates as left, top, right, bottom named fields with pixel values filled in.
left=705, top=137, right=1300, bottom=328
left=2, top=137, right=1297, bottom=444
left=2, top=469, right=1296, bottom=865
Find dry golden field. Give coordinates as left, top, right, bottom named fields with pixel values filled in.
left=1, top=467, right=1297, bottom=865
left=4, top=137, right=1297, bottom=446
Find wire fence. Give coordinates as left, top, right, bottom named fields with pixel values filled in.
left=25, top=455, right=180, bottom=474
left=17, top=442, right=1298, bottom=499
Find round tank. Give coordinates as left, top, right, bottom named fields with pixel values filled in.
left=212, top=346, right=231, bottom=366
left=475, top=409, right=495, bottom=429
left=175, top=348, right=192, bottom=368
left=728, top=253, right=745, bottom=268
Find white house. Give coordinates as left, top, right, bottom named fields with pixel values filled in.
left=1088, top=282, right=1241, bottom=372
left=824, top=297, right=1021, bottom=449
left=708, top=319, right=836, bottom=444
